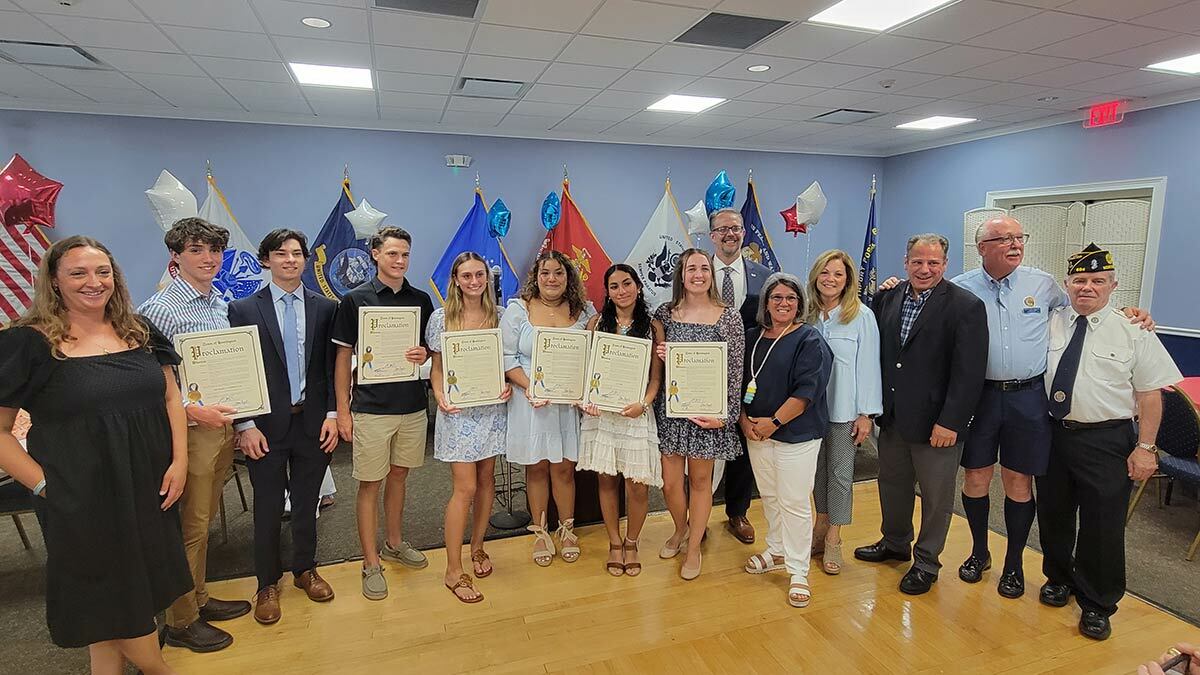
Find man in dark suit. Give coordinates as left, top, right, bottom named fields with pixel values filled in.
left=709, top=207, right=771, bottom=544
left=229, top=229, right=340, bottom=625
left=854, top=233, right=988, bottom=595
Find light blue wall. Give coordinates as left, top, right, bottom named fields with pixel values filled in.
left=882, top=98, right=1200, bottom=330
left=0, top=110, right=882, bottom=305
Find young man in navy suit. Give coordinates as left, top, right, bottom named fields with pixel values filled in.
left=229, top=229, right=340, bottom=625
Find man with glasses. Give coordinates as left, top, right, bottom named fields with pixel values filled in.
left=709, top=208, right=771, bottom=545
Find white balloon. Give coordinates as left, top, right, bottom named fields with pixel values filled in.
left=145, top=169, right=198, bottom=233
left=346, top=198, right=388, bottom=240
left=795, top=181, right=827, bottom=228
left=683, top=199, right=708, bottom=235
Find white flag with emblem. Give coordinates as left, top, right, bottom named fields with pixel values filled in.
left=625, top=180, right=689, bottom=312
left=197, top=175, right=266, bottom=302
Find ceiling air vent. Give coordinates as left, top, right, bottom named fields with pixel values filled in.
left=0, top=40, right=108, bottom=70
left=373, top=0, right=480, bottom=19
left=810, top=108, right=881, bottom=124
left=674, top=13, right=790, bottom=50
left=457, top=77, right=527, bottom=99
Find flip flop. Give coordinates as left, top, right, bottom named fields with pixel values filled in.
left=445, top=574, right=484, bottom=604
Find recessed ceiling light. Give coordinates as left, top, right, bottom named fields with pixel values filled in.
left=896, top=115, right=976, bottom=130
left=647, top=94, right=726, bottom=113
left=809, top=0, right=957, bottom=32
left=301, top=17, right=332, bottom=29
left=746, top=64, right=771, bottom=73
left=289, top=62, right=373, bottom=89
left=1145, top=52, right=1200, bottom=74
left=1036, top=95, right=1059, bottom=102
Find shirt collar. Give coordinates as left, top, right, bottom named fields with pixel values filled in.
left=269, top=282, right=303, bottom=304
left=714, top=254, right=744, bottom=276
left=1068, top=303, right=1113, bottom=330
left=370, top=275, right=409, bottom=294
left=173, top=276, right=212, bottom=303
left=983, top=266, right=1015, bottom=289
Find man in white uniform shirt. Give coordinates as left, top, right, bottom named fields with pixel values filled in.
left=1037, top=243, right=1181, bottom=641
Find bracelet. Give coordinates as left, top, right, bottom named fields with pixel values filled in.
left=32, top=478, right=46, bottom=497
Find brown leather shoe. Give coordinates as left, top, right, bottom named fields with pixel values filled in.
left=294, top=569, right=335, bottom=602
left=254, top=585, right=281, bottom=625
left=726, top=516, right=755, bottom=544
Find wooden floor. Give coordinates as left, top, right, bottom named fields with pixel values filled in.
left=165, top=481, right=1198, bottom=674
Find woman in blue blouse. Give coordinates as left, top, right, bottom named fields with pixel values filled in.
left=804, top=250, right=882, bottom=575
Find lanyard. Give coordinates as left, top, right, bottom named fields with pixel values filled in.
left=744, top=323, right=797, bottom=405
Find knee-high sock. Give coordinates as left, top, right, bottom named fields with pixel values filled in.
left=962, top=493, right=991, bottom=559
left=1003, top=496, right=1036, bottom=573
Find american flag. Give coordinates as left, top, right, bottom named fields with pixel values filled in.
left=0, top=222, right=50, bottom=321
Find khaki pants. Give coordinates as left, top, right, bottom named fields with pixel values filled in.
left=166, top=424, right=235, bottom=628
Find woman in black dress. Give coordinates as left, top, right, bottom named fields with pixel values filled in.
left=0, top=236, right=191, bottom=674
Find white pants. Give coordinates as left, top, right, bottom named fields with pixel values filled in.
left=747, top=437, right=821, bottom=583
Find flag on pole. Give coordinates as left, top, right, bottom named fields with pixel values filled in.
left=303, top=179, right=374, bottom=300
left=538, top=180, right=613, bottom=312
left=859, top=178, right=879, bottom=304
left=625, top=179, right=689, bottom=311
left=429, top=189, right=520, bottom=306
left=739, top=180, right=781, bottom=272
left=0, top=223, right=50, bottom=321
left=196, top=174, right=265, bottom=302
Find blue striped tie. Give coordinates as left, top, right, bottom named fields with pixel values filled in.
left=282, top=293, right=302, bottom=405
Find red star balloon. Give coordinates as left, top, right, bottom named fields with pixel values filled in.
left=0, top=153, right=64, bottom=228
left=779, top=203, right=807, bottom=237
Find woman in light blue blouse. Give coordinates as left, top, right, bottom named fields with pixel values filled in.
left=804, top=250, right=882, bottom=575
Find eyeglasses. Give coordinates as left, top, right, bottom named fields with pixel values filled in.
left=710, top=226, right=744, bottom=236
left=979, top=233, right=1030, bottom=246
left=768, top=295, right=800, bottom=304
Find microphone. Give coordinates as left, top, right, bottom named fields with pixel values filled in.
left=491, top=265, right=502, bottom=303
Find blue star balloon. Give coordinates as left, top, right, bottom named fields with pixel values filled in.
left=705, top=170, right=736, bottom=216
left=541, top=191, right=561, bottom=231
left=487, top=198, right=511, bottom=238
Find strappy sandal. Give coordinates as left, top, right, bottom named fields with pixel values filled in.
left=744, top=552, right=786, bottom=575
left=527, top=515, right=556, bottom=567
left=822, top=539, right=843, bottom=575
left=445, top=574, right=484, bottom=604
left=556, top=518, right=580, bottom=563
left=788, top=582, right=811, bottom=608
left=606, top=543, right=625, bottom=577
left=471, top=549, right=493, bottom=578
left=623, top=538, right=642, bottom=577
left=658, top=527, right=689, bottom=559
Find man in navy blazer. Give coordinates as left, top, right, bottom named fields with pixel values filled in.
left=229, top=229, right=339, bottom=625
left=709, top=208, right=771, bottom=545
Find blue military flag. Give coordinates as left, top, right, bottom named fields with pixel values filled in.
left=859, top=183, right=878, bottom=304
left=303, top=179, right=374, bottom=300
left=739, top=180, right=781, bottom=272
left=429, top=189, right=520, bottom=306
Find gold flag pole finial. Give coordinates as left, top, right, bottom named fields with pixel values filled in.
left=475, top=172, right=481, bottom=189
left=344, top=163, right=350, bottom=181
left=563, top=164, right=569, bottom=181
left=870, top=174, right=877, bottom=198
left=666, top=166, right=671, bottom=185
left=748, top=168, right=753, bottom=183
left=205, top=159, right=212, bottom=179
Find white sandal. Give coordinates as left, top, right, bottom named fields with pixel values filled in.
left=556, top=518, right=580, bottom=563
left=788, top=582, right=811, bottom=608
left=743, top=552, right=786, bottom=575
left=527, top=514, right=556, bottom=567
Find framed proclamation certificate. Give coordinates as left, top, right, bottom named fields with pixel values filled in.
left=357, top=306, right=421, bottom=385
left=664, top=342, right=728, bottom=419
left=440, top=328, right=504, bottom=409
left=584, top=332, right=652, bottom=413
left=528, top=327, right=590, bottom=404
left=175, top=325, right=271, bottom=420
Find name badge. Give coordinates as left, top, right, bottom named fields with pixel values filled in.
left=1023, top=307, right=1042, bottom=314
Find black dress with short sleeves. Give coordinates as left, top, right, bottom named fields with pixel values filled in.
left=0, top=320, right=192, bottom=648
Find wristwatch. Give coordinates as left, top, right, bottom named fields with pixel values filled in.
left=770, top=416, right=783, bottom=428
left=1136, top=442, right=1159, bottom=454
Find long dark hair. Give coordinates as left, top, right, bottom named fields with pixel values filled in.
left=597, top=264, right=651, bottom=338
left=519, top=249, right=588, bottom=320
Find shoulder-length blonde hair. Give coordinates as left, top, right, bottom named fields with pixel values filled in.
left=444, top=251, right=498, bottom=331
left=667, top=248, right=725, bottom=311
left=805, top=249, right=861, bottom=325
left=11, top=235, right=149, bottom=358
left=519, top=249, right=588, bottom=320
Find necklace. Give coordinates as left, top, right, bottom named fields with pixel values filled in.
left=744, top=322, right=799, bottom=405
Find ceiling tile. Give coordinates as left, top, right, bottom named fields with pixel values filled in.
left=370, top=10, right=474, bottom=51
left=16, top=0, right=143, bottom=22
left=0, top=10, right=68, bottom=41
left=482, top=0, right=603, bottom=33
left=163, top=26, right=279, bottom=60
left=857, top=94, right=934, bottom=112
left=193, top=56, right=293, bottom=83
left=740, top=82, right=825, bottom=104
left=254, top=0, right=367, bottom=42
left=892, top=1, right=1038, bottom=43
left=757, top=104, right=837, bottom=121
left=87, top=48, right=206, bottom=76
left=636, top=44, right=736, bottom=75
left=1096, top=35, right=1200, bottom=68
left=305, top=89, right=379, bottom=119
left=669, top=111, right=744, bottom=128
left=498, top=114, right=565, bottom=130
left=1017, top=62, right=1128, bottom=88
left=843, top=69, right=939, bottom=94
left=581, top=0, right=706, bottom=42
left=74, top=85, right=169, bottom=105
left=897, top=98, right=984, bottom=117
left=794, top=88, right=876, bottom=108
left=510, top=100, right=580, bottom=117
left=373, top=45, right=463, bottom=76
left=950, top=81, right=1044, bottom=103
left=998, top=87, right=1093, bottom=109
left=967, top=12, right=1112, bottom=52
left=705, top=54, right=811, bottom=81
left=752, top=23, right=872, bottom=61
left=461, top=54, right=547, bottom=81
left=552, top=117, right=616, bottom=132
left=143, top=0, right=262, bottom=32
left=1061, top=0, right=1192, bottom=22
left=777, top=62, right=878, bottom=87
left=957, top=53, right=1075, bottom=80
left=708, top=99, right=780, bottom=116
left=2, top=74, right=91, bottom=101
left=897, top=76, right=996, bottom=98
left=523, top=83, right=600, bottom=103
left=38, top=15, right=177, bottom=51
left=376, top=91, right=447, bottom=109
left=441, top=110, right=504, bottom=127
left=966, top=103, right=1043, bottom=119
left=1132, top=2, right=1200, bottom=32
left=989, top=108, right=1059, bottom=123
left=27, top=65, right=141, bottom=88
left=469, top=24, right=572, bottom=61
left=539, top=62, right=626, bottom=88
left=897, top=45, right=1016, bottom=76
left=1119, top=79, right=1200, bottom=99
left=675, top=76, right=760, bottom=98
left=609, top=69, right=696, bottom=93
left=1077, top=69, right=1176, bottom=93
left=448, top=96, right=516, bottom=113
left=829, top=35, right=945, bottom=69
left=569, top=105, right=639, bottom=120
left=1033, top=23, right=1176, bottom=60
left=220, top=78, right=305, bottom=104
left=274, top=36, right=370, bottom=68
left=711, top=0, right=833, bottom=21
left=604, top=120, right=671, bottom=136
left=559, top=35, right=658, bottom=69
left=132, top=73, right=244, bottom=109
left=376, top=72, right=454, bottom=94
left=586, top=89, right=660, bottom=107
left=379, top=107, right=442, bottom=123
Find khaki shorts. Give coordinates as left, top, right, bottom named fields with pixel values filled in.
left=351, top=411, right=427, bottom=481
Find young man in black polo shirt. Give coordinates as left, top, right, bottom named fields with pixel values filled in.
left=331, top=226, right=434, bottom=600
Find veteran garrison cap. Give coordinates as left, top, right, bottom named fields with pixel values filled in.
left=1067, top=243, right=1115, bottom=275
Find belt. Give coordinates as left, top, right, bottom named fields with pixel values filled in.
left=290, top=402, right=305, bottom=414
left=1055, top=418, right=1130, bottom=430
left=985, top=374, right=1043, bottom=391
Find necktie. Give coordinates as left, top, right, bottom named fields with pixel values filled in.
left=1048, top=315, right=1089, bottom=419
left=282, top=293, right=302, bottom=405
left=722, top=267, right=736, bottom=307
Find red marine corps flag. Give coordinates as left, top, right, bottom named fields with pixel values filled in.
left=538, top=177, right=613, bottom=312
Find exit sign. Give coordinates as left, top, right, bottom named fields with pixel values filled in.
left=1084, top=100, right=1124, bottom=128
